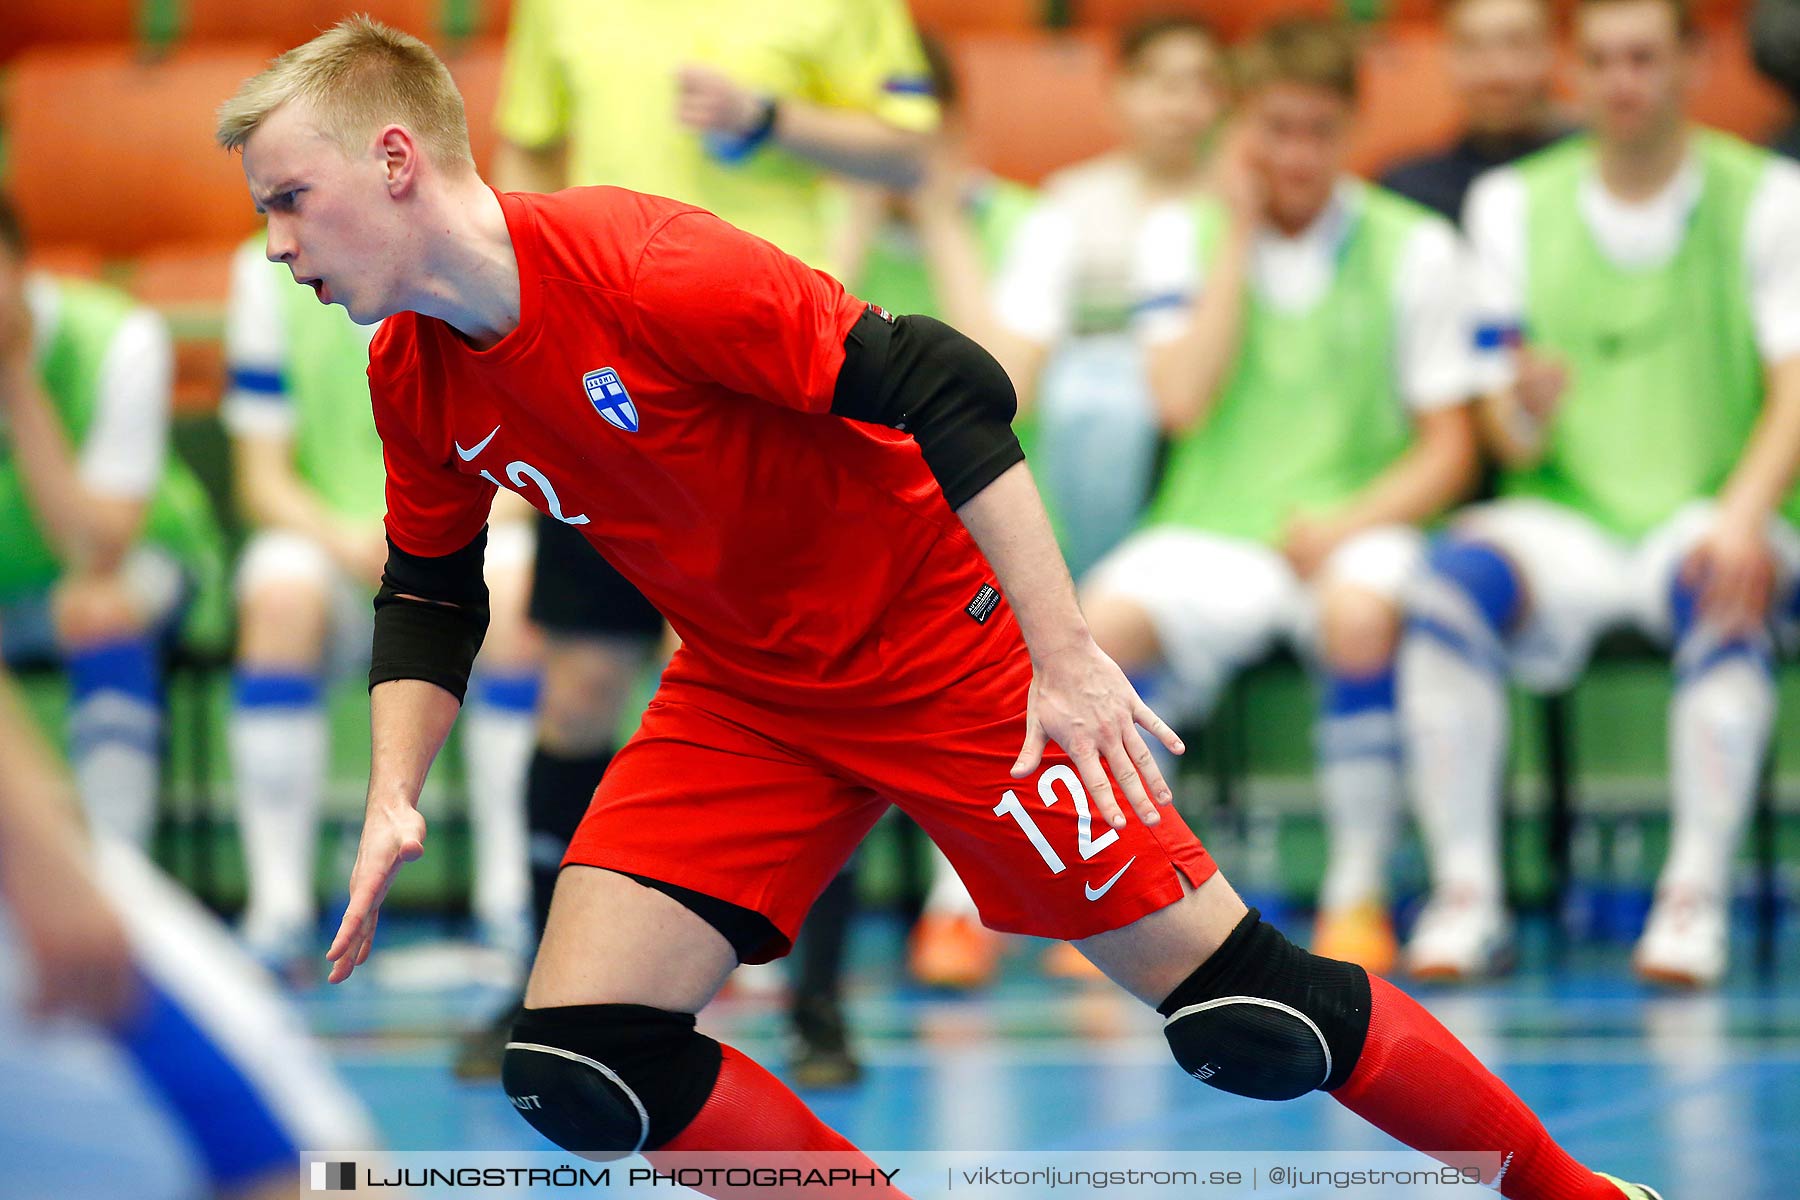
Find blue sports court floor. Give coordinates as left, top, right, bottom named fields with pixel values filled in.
left=302, top=912, right=1799, bottom=1199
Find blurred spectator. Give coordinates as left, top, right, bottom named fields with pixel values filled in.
left=1751, top=0, right=1800, bottom=158
left=972, top=16, right=1231, bottom=579
left=222, top=238, right=542, bottom=976
left=0, top=660, right=378, bottom=1200
left=1381, top=0, right=1567, bottom=222
left=1080, top=19, right=1481, bottom=977
left=1404, top=0, right=1800, bottom=986
left=0, top=195, right=225, bottom=849
left=463, top=0, right=940, bottom=1084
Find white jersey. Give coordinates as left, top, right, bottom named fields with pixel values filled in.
left=24, top=275, right=171, bottom=501
left=990, top=155, right=1210, bottom=344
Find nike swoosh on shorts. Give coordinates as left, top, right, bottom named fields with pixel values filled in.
left=1085, top=855, right=1138, bottom=901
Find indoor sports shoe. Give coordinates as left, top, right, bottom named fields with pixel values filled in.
left=908, top=912, right=1001, bottom=990
left=789, top=995, right=863, bottom=1090
left=1041, top=939, right=1107, bottom=982
left=1313, top=900, right=1399, bottom=975
left=1403, top=890, right=1514, bottom=981
left=1633, top=887, right=1727, bottom=988
left=1597, top=1171, right=1665, bottom=1198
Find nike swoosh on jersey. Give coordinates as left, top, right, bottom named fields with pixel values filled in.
left=1085, top=855, right=1138, bottom=902
left=455, top=425, right=500, bottom=461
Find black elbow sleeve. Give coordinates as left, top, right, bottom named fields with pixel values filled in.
left=831, top=307, right=1025, bottom=509
left=369, top=528, right=491, bottom=703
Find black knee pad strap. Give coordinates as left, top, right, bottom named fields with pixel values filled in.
left=1157, top=909, right=1371, bottom=1100
left=504, top=1004, right=722, bottom=1158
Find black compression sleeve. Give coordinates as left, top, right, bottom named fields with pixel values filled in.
left=369, top=528, right=490, bottom=703
left=830, top=307, right=1025, bottom=508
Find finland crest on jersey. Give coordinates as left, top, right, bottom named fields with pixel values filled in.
left=583, top=367, right=639, bottom=432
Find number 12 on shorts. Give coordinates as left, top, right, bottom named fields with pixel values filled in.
left=993, top=763, right=1121, bottom=875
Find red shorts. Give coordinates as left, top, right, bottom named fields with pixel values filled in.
left=563, top=638, right=1216, bottom=962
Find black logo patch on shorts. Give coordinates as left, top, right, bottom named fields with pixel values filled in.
left=966, top=583, right=1001, bottom=624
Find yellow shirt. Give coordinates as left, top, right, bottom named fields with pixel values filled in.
left=495, top=0, right=937, bottom=270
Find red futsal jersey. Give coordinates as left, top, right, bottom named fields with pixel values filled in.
left=372, top=186, right=1218, bottom=951
left=369, top=186, right=1014, bottom=702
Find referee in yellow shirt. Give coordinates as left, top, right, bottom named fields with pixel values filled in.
left=495, top=0, right=938, bottom=269
left=458, top=0, right=939, bottom=1086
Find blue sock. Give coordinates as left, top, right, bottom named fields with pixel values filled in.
left=231, top=669, right=323, bottom=711
left=1316, top=667, right=1400, bottom=760
left=473, top=670, right=541, bottom=715
left=1315, top=666, right=1403, bottom=911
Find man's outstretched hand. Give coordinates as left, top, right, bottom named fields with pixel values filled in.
left=325, top=798, right=426, bottom=984
left=1012, top=637, right=1185, bottom=830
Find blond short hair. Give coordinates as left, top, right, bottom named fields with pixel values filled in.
left=1234, top=18, right=1362, bottom=105
left=216, top=14, right=473, bottom=172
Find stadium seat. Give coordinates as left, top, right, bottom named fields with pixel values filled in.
left=1072, top=0, right=1336, bottom=43
left=3, top=44, right=277, bottom=260
left=907, top=0, right=1043, bottom=35
left=948, top=32, right=1121, bottom=185
left=0, top=0, right=138, bottom=63
left=24, top=246, right=107, bottom=281
left=1349, top=23, right=1461, bottom=177
left=1691, top=17, right=1792, bottom=141
left=442, top=39, right=507, bottom=175
left=176, top=0, right=437, bottom=45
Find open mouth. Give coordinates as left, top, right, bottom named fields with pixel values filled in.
left=296, top=275, right=327, bottom=302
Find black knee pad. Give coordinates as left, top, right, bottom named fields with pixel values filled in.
left=1158, top=909, right=1371, bottom=1101
left=503, top=1004, right=722, bottom=1159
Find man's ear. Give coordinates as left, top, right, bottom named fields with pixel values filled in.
left=377, top=124, right=420, bottom=196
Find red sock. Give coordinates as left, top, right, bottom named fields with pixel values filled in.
left=652, top=1045, right=908, bottom=1198
left=1332, top=975, right=1617, bottom=1199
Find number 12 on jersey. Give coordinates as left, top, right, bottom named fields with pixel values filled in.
left=993, top=763, right=1121, bottom=875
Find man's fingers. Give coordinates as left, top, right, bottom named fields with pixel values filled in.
left=1123, top=725, right=1174, bottom=805
left=1134, top=700, right=1185, bottom=757
left=1102, top=737, right=1159, bottom=826
left=355, top=913, right=379, bottom=967
left=1072, top=748, right=1126, bottom=830
left=1011, top=720, right=1048, bottom=778
left=326, top=903, right=365, bottom=963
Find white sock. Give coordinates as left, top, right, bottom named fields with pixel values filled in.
left=70, top=690, right=161, bottom=848
left=923, top=843, right=980, bottom=918
left=1401, top=632, right=1508, bottom=905
left=66, top=639, right=163, bottom=848
left=231, top=680, right=327, bottom=950
left=1316, top=726, right=1402, bottom=912
left=463, top=676, right=537, bottom=957
left=1663, top=646, right=1774, bottom=897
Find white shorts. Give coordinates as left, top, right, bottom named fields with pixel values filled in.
left=0, top=839, right=375, bottom=1197
left=1087, top=524, right=1424, bottom=718
left=234, top=521, right=534, bottom=680
left=1446, top=498, right=1800, bottom=692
